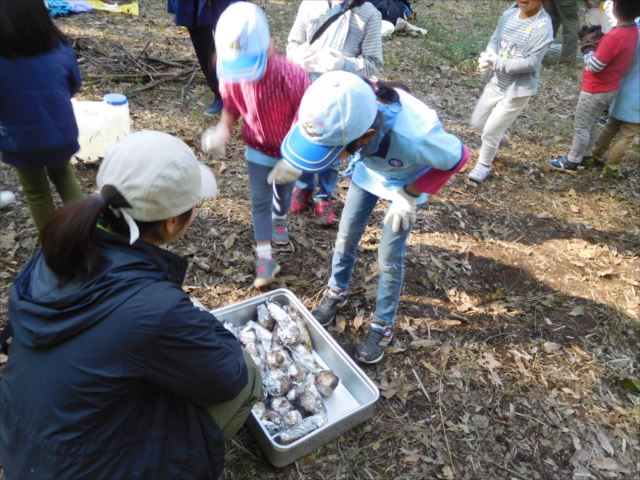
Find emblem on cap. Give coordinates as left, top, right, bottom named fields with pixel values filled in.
left=302, top=119, right=325, bottom=138
left=388, top=159, right=404, bottom=167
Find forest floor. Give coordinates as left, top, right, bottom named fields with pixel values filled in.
left=0, top=1, right=638, bottom=479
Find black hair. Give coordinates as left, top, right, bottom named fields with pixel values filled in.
left=344, top=79, right=411, bottom=154
left=0, top=0, right=69, bottom=58
left=614, top=0, right=640, bottom=21
left=41, top=186, right=193, bottom=284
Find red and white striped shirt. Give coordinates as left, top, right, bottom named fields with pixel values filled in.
left=220, top=53, right=311, bottom=158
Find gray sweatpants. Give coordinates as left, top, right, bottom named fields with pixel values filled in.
left=567, top=90, right=617, bottom=164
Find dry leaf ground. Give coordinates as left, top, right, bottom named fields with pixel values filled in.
left=1, top=1, right=639, bottom=479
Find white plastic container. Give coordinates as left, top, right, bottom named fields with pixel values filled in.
left=72, top=93, right=131, bottom=161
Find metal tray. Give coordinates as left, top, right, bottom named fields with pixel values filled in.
left=211, top=288, right=380, bottom=467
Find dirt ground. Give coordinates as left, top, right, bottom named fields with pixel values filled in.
left=1, top=1, right=639, bottom=479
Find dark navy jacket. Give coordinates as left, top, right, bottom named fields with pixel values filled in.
left=167, top=0, right=237, bottom=27
left=0, top=230, right=248, bottom=479
left=0, top=41, right=81, bottom=168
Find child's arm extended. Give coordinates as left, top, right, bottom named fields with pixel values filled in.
left=201, top=109, right=237, bottom=159
left=493, top=45, right=549, bottom=75
left=583, top=33, right=620, bottom=73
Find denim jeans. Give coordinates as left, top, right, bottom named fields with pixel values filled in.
left=328, top=182, right=415, bottom=327
left=247, top=162, right=294, bottom=242
left=295, top=161, right=340, bottom=201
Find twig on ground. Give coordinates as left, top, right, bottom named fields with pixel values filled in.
left=411, top=367, right=432, bottom=403
left=438, top=349, right=455, bottom=476
left=488, top=460, right=528, bottom=480
left=136, top=40, right=152, bottom=61
left=181, top=66, right=199, bottom=104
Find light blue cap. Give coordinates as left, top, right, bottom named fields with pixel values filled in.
left=281, top=72, right=378, bottom=173
left=214, top=3, right=270, bottom=83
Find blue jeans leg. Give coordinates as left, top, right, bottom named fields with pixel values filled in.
left=296, top=172, right=315, bottom=192
left=328, top=183, right=379, bottom=293
left=315, top=164, right=339, bottom=201
left=247, top=162, right=294, bottom=242
left=375, top=214, right=414, bottom=328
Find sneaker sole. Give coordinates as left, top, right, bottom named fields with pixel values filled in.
left=467, top=175, right=486, bottom=184
left=548, top=164, right=578, bottom=175
left=253, top=264, right=281, bottom=289
left=355, top=350, right=385, bottom=364
left=272, top=238, right=290, bottom=246
left=354, top=336, right=394, bottom=364
left=316, top=218, right=337, bottom=228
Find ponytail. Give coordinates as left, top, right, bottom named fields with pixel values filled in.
left=364, top=77, right=411, bottom=105
left=41, top=185, right=130, bottom=284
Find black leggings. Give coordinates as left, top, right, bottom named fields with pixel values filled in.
left=187, top=24, right=219, bottom=98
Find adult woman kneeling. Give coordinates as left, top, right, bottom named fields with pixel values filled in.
left=0, top=131, right=261, bottom=480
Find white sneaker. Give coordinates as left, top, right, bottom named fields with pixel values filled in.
left=0, top=191, right=15, bottom=209
left=468, top=164, right=492, bottom=183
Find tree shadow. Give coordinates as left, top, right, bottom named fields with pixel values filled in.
left=425, top=200, right=640, bottom=256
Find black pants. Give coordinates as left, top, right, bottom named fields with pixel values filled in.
left=187, top=24, right=219, bottom=98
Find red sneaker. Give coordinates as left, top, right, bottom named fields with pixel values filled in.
left=314, top=200, right=337, bottom=226
left=290, top=188, right=312, bottom=214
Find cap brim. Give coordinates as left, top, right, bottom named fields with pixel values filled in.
left=198, top=164, right=218, bottom=198
left=281, top=124, right=346, bottom=173
left=217, top=51, right=268, bottom=83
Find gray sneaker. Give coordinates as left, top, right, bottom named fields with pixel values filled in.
left=312, top=288, right=348, bottom=326
left=254, top=258, right=280, bottom=289
left=355, top=323, right=394, bottom=364
left=272, top=218, right=289, bottom=245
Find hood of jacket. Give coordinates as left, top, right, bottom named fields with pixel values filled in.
left=9, top=229, right=188, bottom=349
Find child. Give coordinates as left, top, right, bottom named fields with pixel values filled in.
left=548, top=0, right=640, bottom=172
left=268, top=72, right=468, bottom=364
left=286, top=0, right=383, bottom=225
left=200, top=2, right=311, bottom=288
left=467, top=0, right=553, bottom=183
left=0, top=0, right=84, bottom=233
left=587, top=18, right=639, bottom=176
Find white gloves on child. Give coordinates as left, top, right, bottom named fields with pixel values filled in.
left=289, top=43, right=317, bottom=72
left=383, top=187, right=418, bottom=233
left=478, top=50, right=497, bottom=74
left=267, top=160, right=302, bottom=185
left=201, top=123, right=231, bottom=159
left=316, top=49, right=346, bottom=73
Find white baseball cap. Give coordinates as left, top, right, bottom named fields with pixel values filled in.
left=281, top=72, right=378, bottom=172
left=97, top=131, right=218, bottom=223
left=215, top=2, right=270, bottom=83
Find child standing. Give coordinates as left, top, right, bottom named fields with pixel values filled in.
left=200, top=2, right=310, bottom=288
left=548, top=0, right=640, bottom=172
left=587, top=18, right=639, bottom=176
left=0, top=0, right=84, bottom=233
left=268, top=72, right=468, bottom=364
left=467, top=0, right=553, bottom=183
left=286, top=0, right=383, bottom=225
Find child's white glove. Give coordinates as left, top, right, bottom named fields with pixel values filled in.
left=201, top=123, right=230, bottom=159
left=383, top=187, right=418, bottom=233
left=478, top=50, right=497, bottom=74
left=316, top=49, right=346, bottom=73
left=267, top=160, right=302, bottom=185
left=289, top=43, right=317, bottom=71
